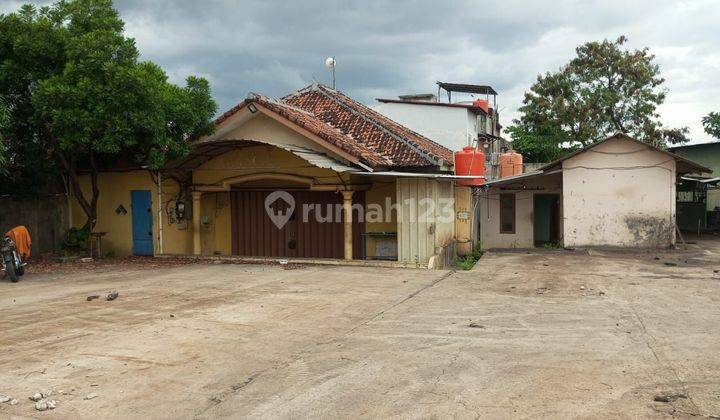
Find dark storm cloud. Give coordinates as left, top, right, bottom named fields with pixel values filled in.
left=3, top=0, right=719, bottom=141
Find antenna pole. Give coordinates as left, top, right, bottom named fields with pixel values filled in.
left=332, top=56, right=336, bottom=89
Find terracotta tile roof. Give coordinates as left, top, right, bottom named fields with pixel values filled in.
left=214, top=84, right=454, bottom=170
left=283, top=84, right=454, bottom=168
left=250, top=94, right=390, bottom=167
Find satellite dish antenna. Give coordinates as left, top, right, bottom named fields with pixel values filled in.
left=325, top=57, right=336, bottom=89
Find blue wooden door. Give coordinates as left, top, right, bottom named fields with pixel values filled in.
left=131, top=190, right=153, bottom=255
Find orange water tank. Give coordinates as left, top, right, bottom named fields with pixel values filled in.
left=499, top=150, right=523, bottom=178
left=472, top=99, right=489, bottom=113
left=454, top=146, right=485, bottom=186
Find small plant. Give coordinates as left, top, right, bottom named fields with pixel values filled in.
left=470, top=245, right=483, bottom=260
left=64, top=227, right=90, bottom=252
left=455, top=255, right=476, bottom=270
left=455, top=244, right=484, bottom=270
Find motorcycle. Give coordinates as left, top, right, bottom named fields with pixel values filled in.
left=1, top=236, right=25, bottom=282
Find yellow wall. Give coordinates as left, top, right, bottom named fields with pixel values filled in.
left=193, top=144, right=344, bottom=256
left=72, top=170, right=193, bottom=257
left=212, top=113, right=352, bottom=165
left=199, top=192, right=232, bottom=255
left=191, top=146, right=397, bottom=257
left=193, top=144, right=347, bottom=186
left=360, top=177, right=397, bottom=258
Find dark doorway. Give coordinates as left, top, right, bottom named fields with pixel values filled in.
left=533, top=194, right=560, bottom=246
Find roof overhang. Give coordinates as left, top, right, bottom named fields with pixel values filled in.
left=436, top=82, right=498, bottom=96
left=680, top=175, right=720, bottom=184
left=164, top=139, right=361, bottom=173
left=355, top=171, right=483, bottom=180
left=199, top=99, right=369, bottom=168
left=375, top=98, right=488, bottom=115
left=276, top=143, right=358, bottom=173
left=539, top=133, right=712, bottom=175
left=481, top=170, right=561, bottom=187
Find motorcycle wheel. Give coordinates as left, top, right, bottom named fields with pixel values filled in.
left=5, top=259, right=18, bottom=282
left=15, top=253, right=24, bottom=276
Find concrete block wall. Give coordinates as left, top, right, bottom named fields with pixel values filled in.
left=0, top=195, right=70, bottom=255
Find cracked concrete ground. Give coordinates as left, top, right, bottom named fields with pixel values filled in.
left=2, top=240, right=720, bottom=419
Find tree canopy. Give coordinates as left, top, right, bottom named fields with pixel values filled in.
left=0, top=0, right=217, bottom=228
left=703, top=112, right=720, bottom=139
left=508, top=36, right=688, bottom=162
left=0, top=96, right=7, bottom=169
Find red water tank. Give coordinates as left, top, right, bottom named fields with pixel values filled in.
left=499, top=150, right=523, bottom=178
left=472, top=99, right=489, bottom=113
left=454, top=146, right=485, bottom=186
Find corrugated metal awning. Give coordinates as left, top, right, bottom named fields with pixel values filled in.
left=273, top=143, right=359, bottom=173
left=680, top=176, right=720, bottom=184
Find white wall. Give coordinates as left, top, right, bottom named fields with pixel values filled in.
left=479, top=173, right=563, bottom=249
left=562, top=137, right=676, bottom=247
left=373, top=102, right=472, bottom=151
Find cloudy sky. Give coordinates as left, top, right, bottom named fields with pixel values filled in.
left=4, top=0, right=720, bottom=142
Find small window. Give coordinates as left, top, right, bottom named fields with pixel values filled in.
left=500, top=193, right=515, bottom=234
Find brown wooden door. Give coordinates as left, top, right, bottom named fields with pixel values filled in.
left=231, top=190, right=364, bottom=258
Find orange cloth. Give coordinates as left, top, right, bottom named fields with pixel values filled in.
left=5, top=226, right=31, bottom=259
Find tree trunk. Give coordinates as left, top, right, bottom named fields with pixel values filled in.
left=52, top=140, right=99, bottom=232
left=87, top=151, right=100, bottom=231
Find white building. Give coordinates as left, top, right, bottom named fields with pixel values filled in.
left=374, top=98, right=489, bottom=151
left=478, top=134, right=709, bottom=249
left=373, top=83, right=504, bottom=154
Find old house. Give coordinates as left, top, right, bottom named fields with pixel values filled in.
left=479, top=134, right=709, bottom=249
left=72, top=84, right=477, bottom=268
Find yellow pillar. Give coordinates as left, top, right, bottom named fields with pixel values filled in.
left=342, top=190, right=354, bottom=260
left=454, top=186, right=473, bottom=256
left=192, top=191, right=202, bottom=255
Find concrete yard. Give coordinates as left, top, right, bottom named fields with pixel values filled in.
left=2, top=244, right=720, bottom=419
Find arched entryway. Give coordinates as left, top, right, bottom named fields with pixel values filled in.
left=229, top=187, right=364, bottom=259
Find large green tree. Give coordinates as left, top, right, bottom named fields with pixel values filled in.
left=0, top=0, right=217, bottom=229
left=703, top=112, right=720, bottom=139
left=0, top=96, right=7, bottom=169
left=508, top=36, right=687, bottom=161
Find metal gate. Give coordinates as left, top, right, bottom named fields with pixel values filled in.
left=230, top=190, right=364, bottom=258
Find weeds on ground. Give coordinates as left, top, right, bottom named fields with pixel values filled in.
left=542, top=241, right=562, bottom=249
left=63, top=227, right=89, bottom=254
left=455, top=245, right=483, bottom=270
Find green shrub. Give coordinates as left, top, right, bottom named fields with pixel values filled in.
left=455, top=244, right=484, bottom=270
left=455, top=255, right=477, bottom=270
left=64, top=227, right=90, bottom=252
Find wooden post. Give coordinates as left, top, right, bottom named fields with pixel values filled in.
left=192, top=191, right=202, bottom=255
left=342, top=190, right=354, bottom=260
